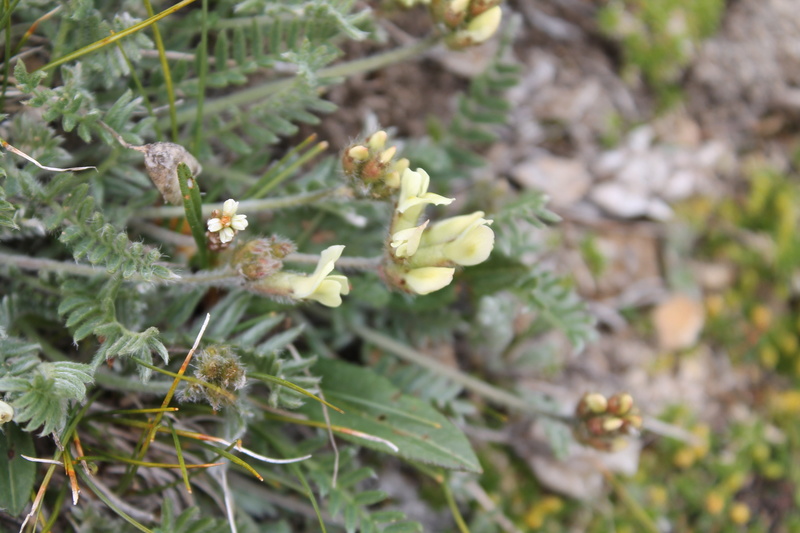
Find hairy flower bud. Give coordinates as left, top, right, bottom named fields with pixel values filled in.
left=367, top=130, right=388, bottom=151
left=342, top=131, right=405, bottom=199
left=445, top=5, right=502, bottom=49
left=232, top=236, right=295, bottom=280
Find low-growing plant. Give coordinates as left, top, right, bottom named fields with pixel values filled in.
left=0, top=1, right=608, bottom=532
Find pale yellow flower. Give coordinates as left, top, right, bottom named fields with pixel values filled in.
left=290, top=245, right=350, bottom=307
left=390, top=220, right=429, bottom=259
left=413, top=211, right=495, bottom=266
left=396, top=168, right=454, bottom=225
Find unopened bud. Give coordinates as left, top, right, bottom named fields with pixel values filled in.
left=348, top=145, right=370, bottom=161
left=468, top=0, right=500, bottom=17
left=577, top=392, right=608, bottom=416
left=443, top=0, right=469, bottom=28
left=206, top=228, right=230, bottom=252
left=602, top=417, right=625, bottom=433
left=361, top=158, right=387, bottom=182
left=446, top=5, right=502, bottom=49
left=623, top=414, right=643, bottom=432
left=367, top=130, right=388, bottom=151
left=379, top=146, right=397, bottom=164
left=586, top=416, right=606, bottom=436
left=607, top=392, right=634, bottom=415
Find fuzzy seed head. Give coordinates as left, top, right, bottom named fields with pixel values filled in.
left=179, top=345, right=246, bottom=410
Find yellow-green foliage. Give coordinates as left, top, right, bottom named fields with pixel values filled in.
left=684, top=167, right=800, bottom=376
left=598, top=0, right=725, bottom=105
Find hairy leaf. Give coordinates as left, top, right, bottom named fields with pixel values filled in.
left=0, top=423, right=36, bottom=516
left=300, top=358, right=482, bottom=473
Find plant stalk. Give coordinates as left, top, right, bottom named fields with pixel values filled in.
left=137, top=187, right=345, bottom=219
left=167, top=36, right=440, bottom=127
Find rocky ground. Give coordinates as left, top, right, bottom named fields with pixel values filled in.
left=314, top=0, right=800, bottom=519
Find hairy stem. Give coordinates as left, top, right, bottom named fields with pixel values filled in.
left=136, top=187, right=345, bottom=219
left=0, top=252, right=238, bottom=285
left=168, top=36, right=440, bottom=127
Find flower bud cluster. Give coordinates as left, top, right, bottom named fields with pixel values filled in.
left=179, top=345, right=247, bottom=411
left=430, top=0, right=503, bottom=50
left=383, top=167, right=494, bottom=294
left=245, top=245, right=350, bottom=308
left=574, top=392, right=643, bottom=451
left=342, top=130, right=410, bottom=199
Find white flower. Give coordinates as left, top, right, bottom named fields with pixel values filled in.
left=390, top=220, right=429, bottom=259
left=396, top=168, right=454, bottom=222
left=207, top=199, right=249, bottom=243
left=290, top=245, right=350, bottom=307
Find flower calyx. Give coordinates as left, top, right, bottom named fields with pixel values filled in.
left=232, top=236, right=296, bottom=281
left=246, top=245, right=350, bottom=307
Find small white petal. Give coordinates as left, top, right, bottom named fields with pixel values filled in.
left=222, top=199, right=239, bottom=216
left=231, top=214, right=249, bottom=231
left=207, top=218, right=223, bottom=232
left=219, top=227, right=235, bottom=243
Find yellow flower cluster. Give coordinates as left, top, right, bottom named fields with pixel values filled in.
left=384, top=167, right=495, bottom=294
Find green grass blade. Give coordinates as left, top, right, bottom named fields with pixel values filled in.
left=37, top=0, right=198, bottom=72
left=177, top=162, right=208, bottom=267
